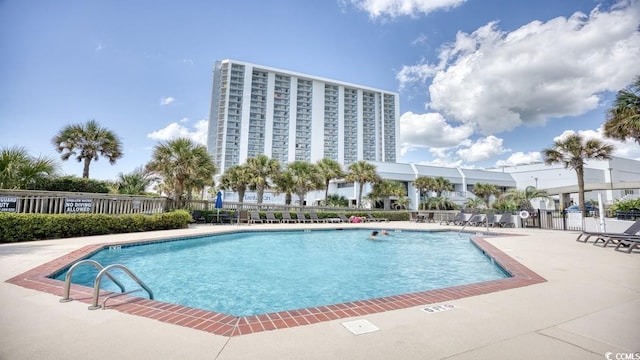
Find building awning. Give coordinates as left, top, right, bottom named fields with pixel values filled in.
left=543, top=181, right=640, bottom=195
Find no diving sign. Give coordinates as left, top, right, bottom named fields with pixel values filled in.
left=64, top=199, right=93, bottom=213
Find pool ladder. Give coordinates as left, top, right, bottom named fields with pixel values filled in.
left=59, top=259, right=154, bottom=310
left=458, top=217, right=491, bottom=236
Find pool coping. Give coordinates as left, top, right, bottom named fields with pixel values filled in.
left=5, top=230, right=546, bottom=337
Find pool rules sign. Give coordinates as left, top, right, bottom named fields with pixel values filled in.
left=64, top=198, right=93, bottom=213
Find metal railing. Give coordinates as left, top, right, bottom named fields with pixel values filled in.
left=59, top=259, right=153, bottom=310
left=89, top=264, right=154, bottom=310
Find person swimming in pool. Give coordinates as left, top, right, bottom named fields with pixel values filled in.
left=381, top=229, right=390, bottom=235
left=369, top=230, right=379, bottom=239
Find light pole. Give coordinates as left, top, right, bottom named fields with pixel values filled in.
left=534, top=177, right=538, bottom=188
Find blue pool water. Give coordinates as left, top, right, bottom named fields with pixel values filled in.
left=54, top=229, right=509, bottom=316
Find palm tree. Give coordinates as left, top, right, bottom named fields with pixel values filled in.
left=325, top=193, right=349, bottom=207
left=394, top=196, right=412, bottom=210
left=490, top=197, right=518, bottom=212
left=604, top=75, right=640, bottom=144
left=0, top=146, right=59, bottom=189
left=368, top=179, right=405, bottom=210
left=51, top=119, right=123, bottom=178
left=472, top=183, right=501, bottom=208
left=433, top=176, right=455, bottom=196
left=246, top=154, right=281, bottom=204
left=286, top=161, right=322, bottom=206
left=345, top=161, right=380, bottom=208
left=501, top=186, right=550, bottom=210
left=114, top=166, right=156, bottom=195
left=414, top=176, right=436, bottom=208
left=543, top=133, right=614, bottom=217
left=272, top=169, right=296, bottom=206
left=464, top=197, right=487, bottom=210
left=425, top=196, right=458, bottom=210
left=184, top=175, right=213, bottom=201
left=220, top=164, right=252, bottom=208
left=146, top=138, right=217, bottom=208
left=316, top=158, right=344, bottom=205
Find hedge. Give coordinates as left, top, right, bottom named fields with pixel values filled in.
left=0, top=210, right=192, bottom=243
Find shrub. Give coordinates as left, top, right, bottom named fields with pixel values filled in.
left=611, top=198, right=640, bottom=212
left=0, top=210, right=191, bottom=243
left=31, top=176, right=111, bottom=193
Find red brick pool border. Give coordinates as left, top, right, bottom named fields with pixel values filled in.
left=6, top=234, right=545, bottom=337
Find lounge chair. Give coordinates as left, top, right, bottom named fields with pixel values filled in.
left=439, top=212, right=458, bottom=225
left=249, top=211, right=264, bottom=224
left=425, top=212, right=435, bottom=223
left=265, top=211, right=280, bottom=223
left=467, top=214, right=486, bottom=227
left=281, top=212, right=297, bottom=223
left=191, top=211, right=206, bottom=223
left=594, top=233, right=640, bottom=247
left=454, top=213, right=471, bottom=226
left=614, top=237, right=640, bottom=253
left=296, top=211, right=312, bottom=223
left=309, top=210, right=326, bottom=223
left=495, top=213, right=515, bottom=228
left=485, top=213, right=496, bottom=227
left=234, top=210, right=249, bottom=224
left=338, top=213, right=350, bottom=223
left=576, top=220, right=640, bottom=243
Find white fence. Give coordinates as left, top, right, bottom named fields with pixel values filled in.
left=0, top=190, right=167, bottom=215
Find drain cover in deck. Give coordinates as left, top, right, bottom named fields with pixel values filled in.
left=341, top=319, right=380, bottom=335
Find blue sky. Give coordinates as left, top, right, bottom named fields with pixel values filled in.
left=1, top=0, right=639, bottom=180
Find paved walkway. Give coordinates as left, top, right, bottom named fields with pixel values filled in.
left=1, top=223, right=638, bottom=359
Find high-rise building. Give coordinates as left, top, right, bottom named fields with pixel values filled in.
left=207, top=59, right=400, bottom=171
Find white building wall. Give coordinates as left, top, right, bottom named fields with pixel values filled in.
left=208, top=59, right=399, bottom=170
left=238, top=68, right=253, bottom=164
left=263, top=72, right=276, bottom=157
left=356, top=90, right=364, bottom=160
left=288, top=77, right=299, bottom=164
left=338, top=86, right=345, bottom=163
left=310, top=80, right=325, bottom=162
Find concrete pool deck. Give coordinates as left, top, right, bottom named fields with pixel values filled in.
left=1, top=222, right=638, bottom=359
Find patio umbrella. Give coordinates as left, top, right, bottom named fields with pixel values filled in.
left=215, top=191, right=223, bottom=215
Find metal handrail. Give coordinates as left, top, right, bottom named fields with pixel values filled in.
left=60, top=260, right=125, bottom=302
left=102, top=289, right=143, bottom=309
left=458, top=215, right=491, bottom=235
left=89, top=264, right=154, bottom=310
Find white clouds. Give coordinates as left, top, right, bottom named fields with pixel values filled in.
left=344, top=0, right=466, bottom=18
left=396, top=62, right=440, bottom=90
left=456, top=135, right=510, bottom=162
left=399, top=111, right=513, bottom=166
left=398, top=2, right=640, bottom=134
left=415, top=156, right=463, bottom=168
left=160, top=96, right=175, bottom=105
left=147, top=119, right=209, bottom=145
left=552, top=127, right=640, bottom=160
left=495, top=152, right=543, bottom=167
left=399, top=111, right=474, bottom=150
left=95, top=42, right=104, bottom=52
left=411, top=33, right=428, bottom=46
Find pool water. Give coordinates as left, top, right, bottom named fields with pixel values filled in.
left=54, top=229, right=509, bottom=316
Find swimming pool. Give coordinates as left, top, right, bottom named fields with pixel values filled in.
left=53, top=229, right=509, bottom=317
